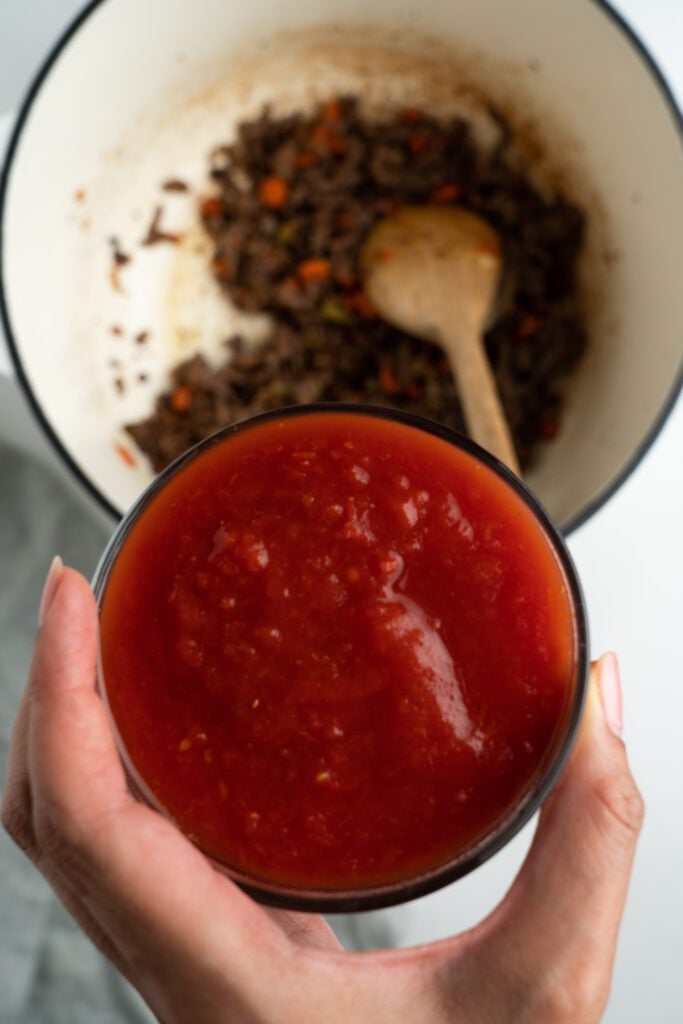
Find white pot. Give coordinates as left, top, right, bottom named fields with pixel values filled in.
left=1, top=0, right=681, bottom=527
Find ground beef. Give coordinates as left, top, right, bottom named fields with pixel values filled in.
left=127, top=97, right=586, bottom=473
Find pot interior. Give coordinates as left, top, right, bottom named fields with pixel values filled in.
left=2, top=0, right=682, bottom=525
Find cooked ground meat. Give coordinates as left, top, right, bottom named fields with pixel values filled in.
left=127, top=97, right=586, bottom=473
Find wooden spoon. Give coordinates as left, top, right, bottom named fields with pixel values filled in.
left=362, top=206, right=520, bottom=475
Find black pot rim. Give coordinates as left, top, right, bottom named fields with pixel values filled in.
left=1, top=0, right=681, bottom=533
left=92, top=402, right=589, bottom=912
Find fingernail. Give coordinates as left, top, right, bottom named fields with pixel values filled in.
left=598, top=651, right=623, bottom=736
left=39, top=556, right=64, bottom=625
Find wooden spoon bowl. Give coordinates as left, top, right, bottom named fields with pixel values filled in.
left=362, top=206, right=520, bottom=475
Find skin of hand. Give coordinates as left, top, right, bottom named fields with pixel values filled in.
left=1, top=559, right=643, bottom=1024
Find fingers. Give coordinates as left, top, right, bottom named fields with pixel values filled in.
left=1, top=557, right=67, bottom=857
left=480, top=654, right=644, bottom=1021
left=510, top=654, right=643, bottom=935
left=27, top=563, right=131, bottom=854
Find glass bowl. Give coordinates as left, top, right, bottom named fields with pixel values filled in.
left=93, top=404, right=589, bottom=911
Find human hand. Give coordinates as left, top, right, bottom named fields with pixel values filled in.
left=2, top=559, right=643, bottom=1024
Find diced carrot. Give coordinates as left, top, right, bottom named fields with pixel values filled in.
left=329, top=136, right=347, bottom=156
left=311, top=125, right=346, bottom=155
left=322, top=99, right=343, bottom=123
left=400, top=108, right=421, bottom=124
left=297, top=258, right=332, bottom=282
left=280, top=275, right=301, bottom=292
left=200, top=196, right=224, bottom=217
left=259, top=175, right=289, bottom=208
left=212, top=256, right=233, bottom=279
left=379, top=366, right=400, bottom=394
left=409, top=133, right=430, bottom=155
left=335, top=268, right=358, bottom=290
left=430, top=183, right=462, bottom=205
left=345, top=290, right=377, bottom=319
left=295, top=151, right=317, bottom=169
left=115, top=443, right=137, bottom=468
left=376, top=248, right=395, bottom=263
left=517, top=314, right=541, bottom=339
left=170, top=385, right=193, bottom=413
left=335, top=211, right=354, bottom=230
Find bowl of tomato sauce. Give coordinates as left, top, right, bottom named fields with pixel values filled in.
left=94, top=405, right=588, bottom=910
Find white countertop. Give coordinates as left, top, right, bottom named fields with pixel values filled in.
left=1, top=2, right=681, bottom=1021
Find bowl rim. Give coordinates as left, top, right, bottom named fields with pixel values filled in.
left=1, top=0, right=682, bottom=533
left=92, top=402, right=590, bottom=911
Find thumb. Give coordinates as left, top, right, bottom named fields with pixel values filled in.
left=486, top=653, right=644, bottom=1017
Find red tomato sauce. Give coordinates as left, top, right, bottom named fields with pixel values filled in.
left=100, top=412, right=577, bottom=891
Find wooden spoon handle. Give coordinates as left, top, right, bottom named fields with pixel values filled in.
left=440, top=322, right=521, bottom=476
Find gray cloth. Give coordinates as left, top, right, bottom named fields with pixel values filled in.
left=0, top=445, right=395, bottom=1023
left=0, top=446, right=151, bottom=1024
